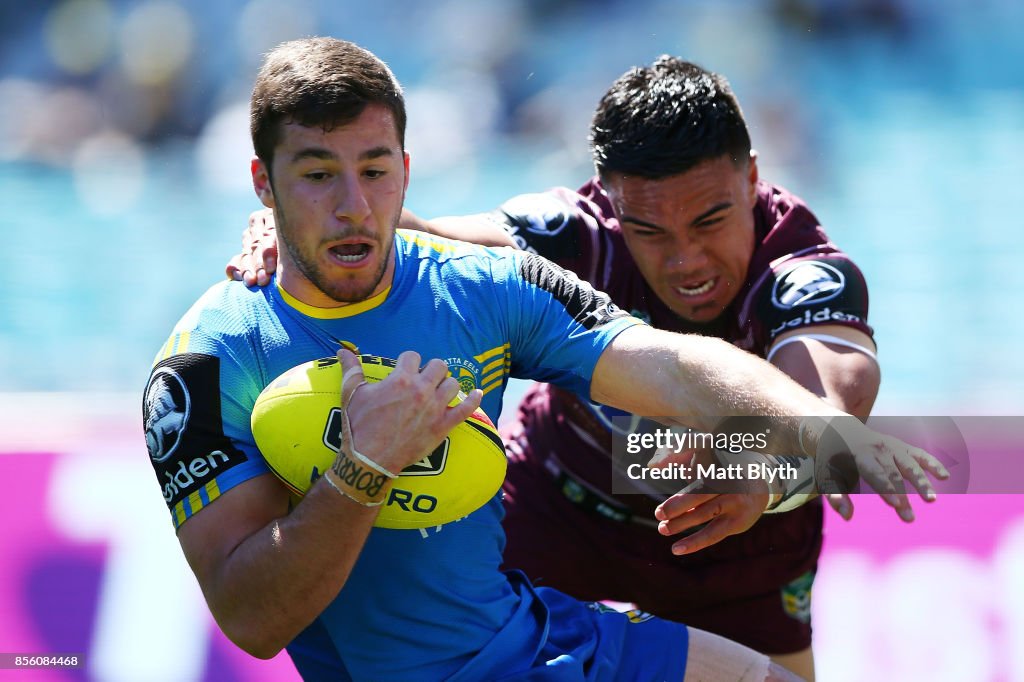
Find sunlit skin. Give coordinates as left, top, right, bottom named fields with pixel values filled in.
left=250, top=104, right=409, bottom=307
left=603, top=153, right=760, bottom=324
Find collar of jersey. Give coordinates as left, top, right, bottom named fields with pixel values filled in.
left=275, top=280, right=392, bottom=319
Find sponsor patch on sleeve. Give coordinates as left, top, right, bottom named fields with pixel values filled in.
left=771, top=261, right=846, bottom=309
left=495, top=191, right=582, bottom=261
left=757, top=258, right=870, bottom=340
left=142, top=353, right=248, bottom=518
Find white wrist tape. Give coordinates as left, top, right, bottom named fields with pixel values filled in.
left=763, top=454, right=816, bottom=514
left=323, top=405, right=397, bottom=507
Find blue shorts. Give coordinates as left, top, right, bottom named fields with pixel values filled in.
left=492, top=575, right=689, bottom=682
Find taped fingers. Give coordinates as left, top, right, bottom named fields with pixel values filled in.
left=338, top=350, right=368, bottom=405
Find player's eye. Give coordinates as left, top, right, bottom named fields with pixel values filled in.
left=364, top=168, right=387, bottom=179
left=304, top=171, right=331, bottom=182
left=630, top=227, right=661, bottom=238
left=695, top=217, right=724, bottom=230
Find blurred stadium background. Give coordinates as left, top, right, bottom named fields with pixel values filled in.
left=1, top=1, right=1022, bottom=680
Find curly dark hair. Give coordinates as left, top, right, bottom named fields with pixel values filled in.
left=589, top=56, right=751, bottom=179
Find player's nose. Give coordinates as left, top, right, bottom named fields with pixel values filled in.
left=664, top=238, right=708, bottom=272
left=334, top=174, right=372, bottom=224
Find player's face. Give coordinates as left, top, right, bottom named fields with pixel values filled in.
left=605, top=154, right=759, bottom=323
left=251, top=104, right=409, bottom=306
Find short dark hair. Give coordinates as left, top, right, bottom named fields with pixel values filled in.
left=589, top=56, right=751, bottom=179
left=250, top=37, right=406, bottom=166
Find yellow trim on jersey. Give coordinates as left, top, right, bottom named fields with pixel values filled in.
left=205, top=479, right=221, bottom=505
left=474, top=344, right=509, bottom=365
left=173, top=331, right=191, bottom=355
left=277, top=283, right=391, bottom=319
left=154, top=331, right=192, bottom=365
left=480, top=372, right=506, bottom=396
left=170, top=480, right=222, bottom=530
left=173, top=501, right=186, bottom=528
left=477, top=343, right=511, bottom=396
left=155, top=337, right=173, bottom=363
left=480, top=355, right=506, bottom=376
left=187, top=488, right=204, bottom=515
left=397, top=229, right=459, bottom=254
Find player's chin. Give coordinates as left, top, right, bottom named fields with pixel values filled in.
left=672, top=302, right=725, bottom=324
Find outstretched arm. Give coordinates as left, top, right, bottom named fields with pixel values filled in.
left=768, top=324, right=879, bottom=519
left=652, top=324, right=882, bottom=552
left=591, top=325, right=946, bottom=546
left=399, top=208, right=517, bottom=247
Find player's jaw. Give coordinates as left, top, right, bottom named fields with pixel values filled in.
left=315, top=227, right=395, bottom=303
left=277, top=212, right=396, bottom=306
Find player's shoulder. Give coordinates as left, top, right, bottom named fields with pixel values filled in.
left=486, top=180, right=615, bottom=265
left=153, top=279, right=274, bottom=362
left=755, top=180, right=829, bottom=241
left=397, top=229, right=521, bottom=269
left=180, top=279, right=271, bottom=329
left=752, top=179, right=863, bottom=266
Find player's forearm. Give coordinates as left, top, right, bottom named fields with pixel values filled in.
left=592, top=327, right=844, bottom=452
left=399, top=208, right=517, bottom=247
left=771, top=340, right=880, bottom=420
left=202, top=480, right=381, bottom=658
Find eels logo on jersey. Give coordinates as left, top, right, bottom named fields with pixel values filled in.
left=771, top=261, right=845, bottom=309
left=780, top=570, right=814, bottom=624
left=143, top=366, right=190, bottom=463
left=445, top=357, right=481, bottom=394
left=586, top=602, right=654, bottom=624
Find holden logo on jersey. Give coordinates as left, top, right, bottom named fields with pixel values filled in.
left=143, top=367, right=191, bottom=463
left=501, top=192, right=572, bottom=236
left=445, top=357, right=480, bottom=394
left=771, top=261, right=845, bottom=309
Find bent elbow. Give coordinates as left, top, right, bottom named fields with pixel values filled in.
left=834, top=361, right=881, bottom=420
left=219, top=619, right=290, bottom=660
left=239, top=638, right=286, bottom=661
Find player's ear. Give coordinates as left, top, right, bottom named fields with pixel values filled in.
left=252, top=156, right=276, bottom=209
left=746, top=150, right=759, bottom=202
left=402, top=151, right=410, bottom=193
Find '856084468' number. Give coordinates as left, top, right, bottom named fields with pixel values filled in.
left=3, top=654, right=82, bottom=669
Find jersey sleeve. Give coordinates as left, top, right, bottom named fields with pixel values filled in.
left=498, top=250, right=645, bottom=398
left=486, top=188, right=600, bottom=274
left=751, top=255, right=874, bottom=350
left=143, top=323, right=271, bottom=530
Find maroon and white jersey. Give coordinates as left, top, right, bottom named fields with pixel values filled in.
left=490, top=177, right=874, bottom=507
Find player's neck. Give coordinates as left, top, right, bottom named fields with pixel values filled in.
left=276, top=249, right=396, bottom=311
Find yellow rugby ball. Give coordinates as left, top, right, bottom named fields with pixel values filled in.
left=251, top=354, right=506, bottom=529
